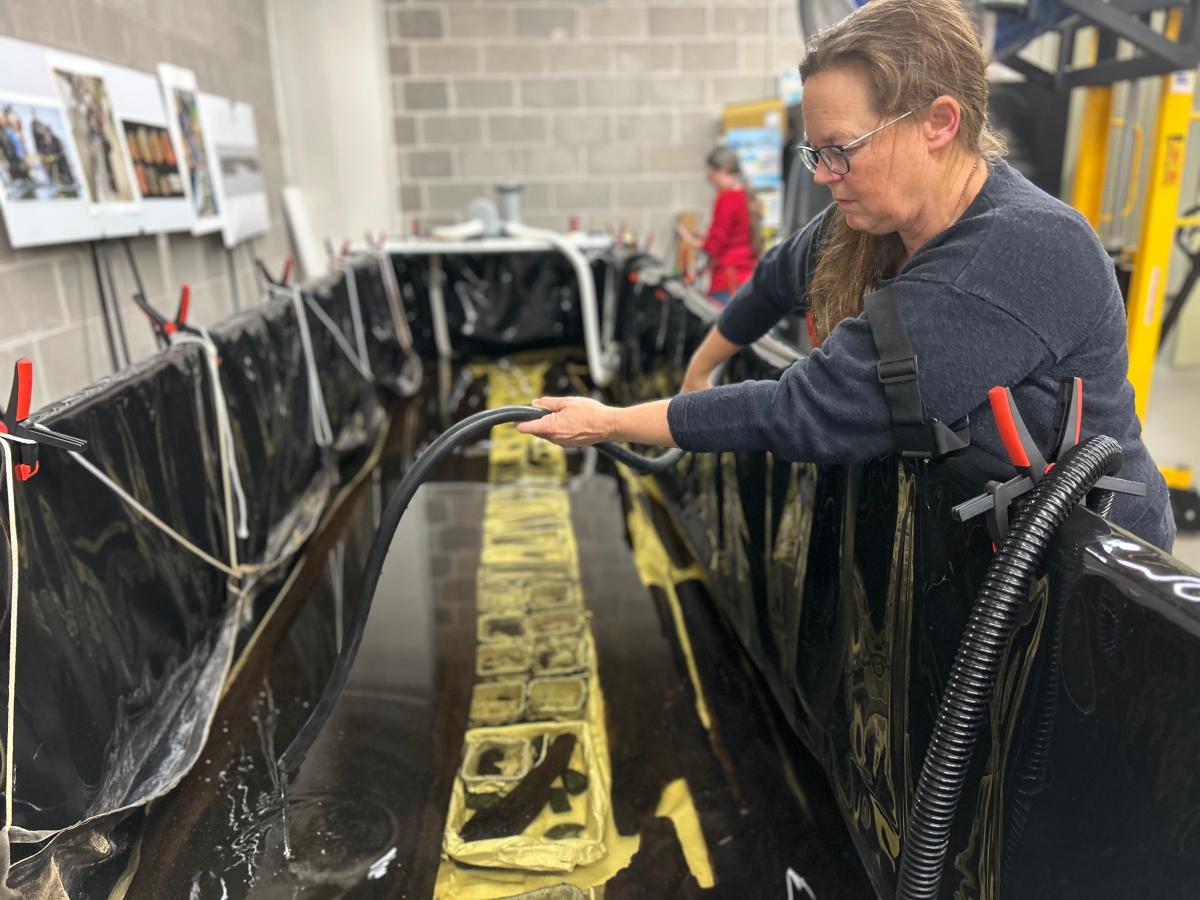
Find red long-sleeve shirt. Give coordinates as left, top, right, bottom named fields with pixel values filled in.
left=703, top=188, right=757, bottom=295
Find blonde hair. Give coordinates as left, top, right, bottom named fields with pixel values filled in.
left=799, top=0, right=1006, bottom=343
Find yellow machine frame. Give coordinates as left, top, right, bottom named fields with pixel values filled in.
left=1071, top=9, right=1197, bottom=423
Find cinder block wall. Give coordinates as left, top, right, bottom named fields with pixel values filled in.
left=0, top=0, right=291, bottom=409
left=385, top=0, right=805, bottom=249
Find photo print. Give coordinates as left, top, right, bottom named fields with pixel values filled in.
left=122, top=120, right=184, bottom=200
left=51, top=67, right=136, bottom=206
left=173, top=88, right=218, bottom=218
left=216, top=145, right=264, bottom=199
left=0, top=97, right=84, bottom=201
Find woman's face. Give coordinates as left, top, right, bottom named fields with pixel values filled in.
left=801, top=66, right=928, bottom=236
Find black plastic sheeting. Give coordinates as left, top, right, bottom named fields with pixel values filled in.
left=389, top=250, right=606, bottom=358
left=9, top=234, right=1200, bottom=898
left=608, top=253, right=1200, bottom=899
left=1, top=273, right=389, bottom=861
left=0, top=244, right=608, bottom=893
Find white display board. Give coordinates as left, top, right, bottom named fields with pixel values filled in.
left=46, top=50, right=140, bottom=238
left=0, top=36, right=100, bottom=247
left=198, top=93, right=269, bottom=249
left=158, top=64, right=222, bottom=236
left=105, top=63, right=193, bottom=234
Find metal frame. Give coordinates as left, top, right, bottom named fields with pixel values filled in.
left=998, top=0, right=1200, bottom=88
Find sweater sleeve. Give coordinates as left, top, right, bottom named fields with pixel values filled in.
left=668, top=278, right=1050, bottom=463
left=716, top=204, right=832, bottom=346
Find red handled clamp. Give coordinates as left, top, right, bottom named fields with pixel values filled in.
left=0, top=359, right=87, bottom=481
left=256, top=256, right=293, bottom=289
left=953, top=378, right=1145, bottom=545
left=133, top=283, right=194, bottom=351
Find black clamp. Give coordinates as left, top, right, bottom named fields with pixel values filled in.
left=133, top=283, right=195, bottom=351
left=953, top=377, right=1146, bottom=545
left=0, top=359, right=87, bottom=481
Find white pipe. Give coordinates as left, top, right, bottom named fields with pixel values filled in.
left=504, top=221, right=615, bottom=388
left=360, top=235, right=613, bottom=257
left=430, top=219, right=486, bottom=242
left=428, top=254, right=453, bottom=363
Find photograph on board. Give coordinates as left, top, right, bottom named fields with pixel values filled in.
left=122, top=120, right=184, bottom=200
left=0, top=98, right=84, bottom=201
left=51, top=68, right=136, bottom=205
left=216, top=145, right=265, bottom=199
left=173, top=88, right=218, bottom=218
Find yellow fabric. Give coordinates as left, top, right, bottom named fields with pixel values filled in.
left=617, top=469, right=712, bottom=730
left=437, top=362, right=625, bottom=894
left=435, top=361, right=714, bottom=897
left=654, top=779, right=715, bottom=889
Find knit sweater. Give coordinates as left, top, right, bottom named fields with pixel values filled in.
left=667, top=160, right=1174, bottom=550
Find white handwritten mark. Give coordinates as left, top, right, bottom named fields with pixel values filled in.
left=786, top=868, right=817, bottom=900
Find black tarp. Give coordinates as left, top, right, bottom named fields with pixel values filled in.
left=608, top=254, right=1200, bottom=898
left=1, top=268, right=393, bottom=849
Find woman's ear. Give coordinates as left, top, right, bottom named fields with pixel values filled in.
left=924, top=95, right=962, bottom=152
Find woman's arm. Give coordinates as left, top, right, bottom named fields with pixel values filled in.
left=681, top=326, right=741, bottom=393
left=515, top=396, right=675, bottom=448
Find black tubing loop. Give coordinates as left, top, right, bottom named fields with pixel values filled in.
left=596, top=442, right=684, bottom=474
left=896, top=435, right=1124, bottom=900
left=278, top=405, right=548, bottom=775
left=277, top=404, right=689, bottom=776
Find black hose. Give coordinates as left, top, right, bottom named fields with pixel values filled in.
left=896, top=435, right=1124, bottom=900
left=278, top=404, right=688, bottom=775
left=597, top=443, right=684, bottom=474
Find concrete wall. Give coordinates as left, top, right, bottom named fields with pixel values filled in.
left=384, top=0, right=805, bottom=249
left=267, top=0, right=398, bottom=278
left=0, top=0, right=291, bottom=410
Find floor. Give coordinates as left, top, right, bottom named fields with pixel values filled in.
left=1141, top=362, right=1200, bottom=570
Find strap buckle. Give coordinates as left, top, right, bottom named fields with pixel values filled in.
left=876, top=355, right=918, bottom=385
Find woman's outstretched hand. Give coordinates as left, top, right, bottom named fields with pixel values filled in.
left=515, top=396, right=615, bottom=447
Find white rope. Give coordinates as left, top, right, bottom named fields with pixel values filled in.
left=302, top=293, right=373, bottom=382
left=67, top=449, right=240, bottom=577
left=0, top=437, right=19, bottom=829
left=374, top=249, right=415, bottom=352
left=288, top=287, right=334, bottom=450
left=172, top=329, right=250, bottom=548
left=343, top=264, right=372, bottom=377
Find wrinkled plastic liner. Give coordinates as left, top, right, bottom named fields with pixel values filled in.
left=1, top=265, right=406, bottom=877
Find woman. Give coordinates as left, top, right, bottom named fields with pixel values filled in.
left=519, top=0, right=1174, bottom=551
left=675, top=147, right=760, bottom=304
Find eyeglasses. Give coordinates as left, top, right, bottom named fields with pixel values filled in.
left=797, top=109, right=917, bottom=176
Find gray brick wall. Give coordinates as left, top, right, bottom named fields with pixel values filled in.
left=0, top=0, right=290, bottom=410
left=385, top=0, right=804, bottom=248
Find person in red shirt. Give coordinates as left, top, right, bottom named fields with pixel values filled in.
left=675, top=146, right=761, bottom=304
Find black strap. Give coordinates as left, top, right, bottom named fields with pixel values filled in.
left=864, top=287, right=969, bottom=459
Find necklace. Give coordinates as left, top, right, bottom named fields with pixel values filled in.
left=949, top=158, right=981, bottom=229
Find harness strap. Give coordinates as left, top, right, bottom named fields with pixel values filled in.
left=864, top=286, right=969, bottom=459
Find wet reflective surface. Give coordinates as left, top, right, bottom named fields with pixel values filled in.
left=109, top=417, right=872, bottom=898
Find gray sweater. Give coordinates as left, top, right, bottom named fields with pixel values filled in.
left=667, top=160, right=1174, bottom=551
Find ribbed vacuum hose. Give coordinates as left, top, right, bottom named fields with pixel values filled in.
left=896, top=435, right=1124, bottom=900
left=278, top=404, right=689, bottom=775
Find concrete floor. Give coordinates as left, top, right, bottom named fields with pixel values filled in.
left=1141, top=363, right=1200, bottom=571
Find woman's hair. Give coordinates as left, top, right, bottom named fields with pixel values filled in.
left=706, top=146, right=765, bottom=257
left=798, top=0, right=1006, bottom=343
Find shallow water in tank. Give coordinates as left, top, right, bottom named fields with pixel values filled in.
left=94, top=435, right=873, bottom=898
